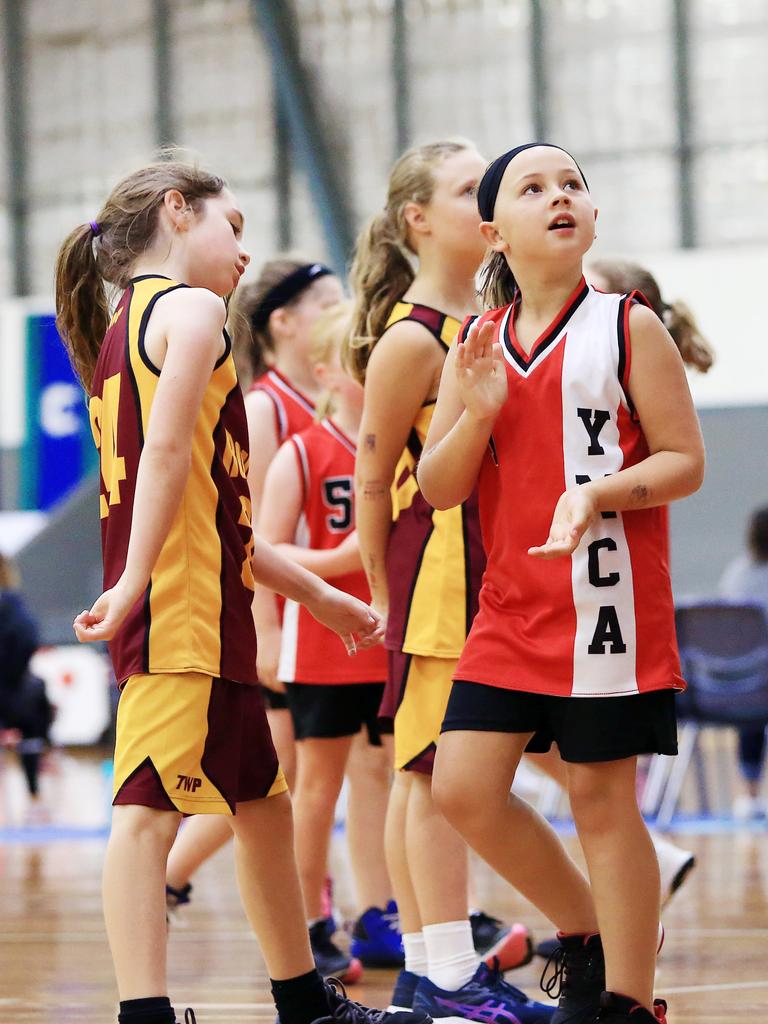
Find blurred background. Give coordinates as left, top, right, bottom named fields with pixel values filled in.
left=0, top=0, right=766, bottom=766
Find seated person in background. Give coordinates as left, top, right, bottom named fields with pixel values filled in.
left=0, top=553, right=54, bottom=799
left=719, top=506, right=768, bottom=819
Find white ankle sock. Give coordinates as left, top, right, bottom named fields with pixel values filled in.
left=402, top=931, right=428, bottom=976
left=423, top=920, right=479, bottom=990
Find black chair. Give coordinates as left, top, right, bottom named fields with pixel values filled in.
left=652, top=601, right=768, bottom=828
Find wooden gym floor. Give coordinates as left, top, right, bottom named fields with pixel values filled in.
left=1, top=750, right=766, bottom=1023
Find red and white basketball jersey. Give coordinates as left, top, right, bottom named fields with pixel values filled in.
left=455, top=278, right=685, bottom=698
left=278, top=418, right=387, bottom=685
left=249, top=368, right=315, bottom=443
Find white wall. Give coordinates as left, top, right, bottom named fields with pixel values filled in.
left=589, top=243, right=768, bottom=408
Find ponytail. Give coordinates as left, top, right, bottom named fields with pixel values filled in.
left=345, top=211, right=414, bottom=383
left=54, top=223, right=111, bottom=393
left=665, top=299, right=715, bottom=374
left=54, top=158, right=226, bottom=394
left=478, top=250, right=517, bottom=310
left=589, top=258, right=715, bottom=374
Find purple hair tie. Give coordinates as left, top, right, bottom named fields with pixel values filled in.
left=89, top=220, right=102, bottom=237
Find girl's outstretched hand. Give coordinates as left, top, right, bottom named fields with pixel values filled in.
left=73, top=583, right=137, bottom=642
left=528, top=487, right=598, bottom=559
left=305, top=584, right=385, bottom=656
left=455, top=319, right=508, bottom=421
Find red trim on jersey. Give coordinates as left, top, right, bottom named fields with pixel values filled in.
left=268, top=367, right=316, bottom=415
left=249, top=368, right=316, bottom=444
left=289, top=434, right=310, bottom=508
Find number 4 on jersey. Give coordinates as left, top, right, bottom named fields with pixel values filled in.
left=89, top=372, right=127, bottom=519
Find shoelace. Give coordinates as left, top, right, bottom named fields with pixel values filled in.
left=382, top=909, right=400, bottom=933
left=484, top=956, right=530, bottom=1003
left=540, top=944, right=568, bottom=999
left=325, top=978, right=389, bottom=1024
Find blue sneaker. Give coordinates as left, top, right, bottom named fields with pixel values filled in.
left=413, top=961, right=555, bottom=1024
left=351, top=900, right=405, bottom=967
left=389, top=970, right=421, bottom=1011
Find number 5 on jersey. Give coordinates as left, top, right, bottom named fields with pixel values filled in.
left=89, top=372, right=127, bottom=519
left=323, top=476, right=353, bottom=532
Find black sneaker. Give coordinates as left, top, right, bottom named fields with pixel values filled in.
left=541, top=932, right=605, bottom=1024
left=470, top=911, right=534, bottom=971
left=535, top=937, right=562, bottom=961
left=321, top=977, right=432, bottom=1024
left=310, top=918, right=363, bottom=984
left=596, top=992, right=668, bottom=1022
left=166, top=882, right=193, bottom=926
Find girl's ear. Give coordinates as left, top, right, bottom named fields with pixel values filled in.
left=403, top=200, right=429, bottom=238
left=163, top=189, right=191, bottom=231
left=268, top=306, right=291, bottom=340
left=479, top=221, right=506, bottom=253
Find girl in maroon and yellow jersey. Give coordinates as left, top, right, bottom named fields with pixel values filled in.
left=163, top=258, right=344, bottom=912
left=53, top=162, right=405, bottom=1024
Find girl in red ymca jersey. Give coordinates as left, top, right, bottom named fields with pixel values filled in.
left=164, top=258, right=344, bottom=912
left=418, top=144, right=705, bottom=1024
left=259, top=302, right=397, bottom=982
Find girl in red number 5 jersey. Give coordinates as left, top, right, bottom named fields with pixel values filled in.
left=259, top=302, right=398, bottom=982
left=419, top=144, right=705, bottom=1024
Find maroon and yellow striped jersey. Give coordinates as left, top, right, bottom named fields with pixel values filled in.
left=88, top=275, right=258, bottom=686
left=383, top=302, right=486, bottom=658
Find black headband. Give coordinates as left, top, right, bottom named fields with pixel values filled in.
left=477, top=143, right=589, bottom=221
left=250, top=263, right=333, bottom=331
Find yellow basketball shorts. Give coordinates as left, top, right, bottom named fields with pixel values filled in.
left=113, top=672, right=287, bottom=815
left=379, top=651, right=456, bottom=774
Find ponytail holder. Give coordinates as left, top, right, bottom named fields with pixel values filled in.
left=89, top=221, right=102, bottom=237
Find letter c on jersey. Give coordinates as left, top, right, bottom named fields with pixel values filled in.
left=587, top=537, right=620, bottom=588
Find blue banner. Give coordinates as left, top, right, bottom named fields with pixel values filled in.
left=22, top=314, right=97, bottom=511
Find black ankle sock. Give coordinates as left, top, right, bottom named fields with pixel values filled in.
left=271, top=968, right=329, bottom=1024
left=118, top=996, right=175, bottom=1024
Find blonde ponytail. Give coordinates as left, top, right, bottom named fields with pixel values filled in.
left=344, top=138, right=476, bottom=384
left=346, top=211, right=414, bottom=383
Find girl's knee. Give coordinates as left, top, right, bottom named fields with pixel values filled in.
left=569, top=774, right=641, bottom=835
left=295, top=772, right=344, bottom=809
left=111, top=804, right=180, bottom=849
left=431, top=763, right=476, bottom=828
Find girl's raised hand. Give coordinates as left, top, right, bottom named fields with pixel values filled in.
left=455, top=319, right=508, bottom=421
left=306, top=583, right=385, bottom=655
left=528, top=486, right=598, bottom=559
